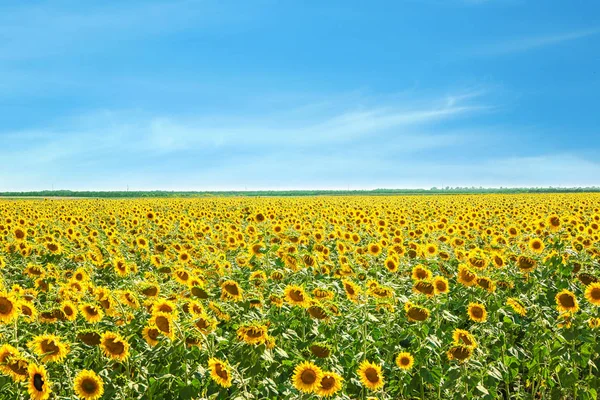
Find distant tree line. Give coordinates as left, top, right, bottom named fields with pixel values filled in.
left=1, top=187, right=599, bottom=198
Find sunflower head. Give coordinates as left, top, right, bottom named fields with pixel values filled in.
left=74, top=370, right=104, bottom=400
left=395, top=352, right=414, bottom=371
left=585, top=282, right=600, bottom=306
left=357, top=360, right=384, bottom=391
left=555, top=289, right=579, bottom=314
left=467, top=303, right=487, bottom=323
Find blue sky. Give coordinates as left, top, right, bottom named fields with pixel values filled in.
left=1, top=0, right=599, bottom=191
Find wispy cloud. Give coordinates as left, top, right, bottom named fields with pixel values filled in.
left=475, top=28, right=600, bottom=56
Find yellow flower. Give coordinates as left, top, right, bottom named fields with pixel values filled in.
left=357, top=360, right=384, bottom=391
left=584, top=282, right=600, bottom=306
left=555, top=289, right=579, bottom=314
left=27, top=363, right=51, bottom=400
left=284, top=285, right=310, bottom=307
left=467, top=303, right=487, bottom=323
left=0, top=291, right=19, bottom=324
left=395, top=352, right=414, bottom=370
left=100, top=331, right=130, bottom=361
left=452, top=329, right=477, bottom=348
left=292, top=361, right=323, bottom=393
left=28, top=334, right=70, bottom=363
left=316, top=371, right=343, bottom=397
left=73, top=370, right=104, bottom=400
left=208, top=357, right=232, bottom=388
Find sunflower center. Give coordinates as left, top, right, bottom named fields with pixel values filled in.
left=33, top=373, right=44, bottom=391
left=321, top=375, right=335, bottom=389
left=300, top=369, right=317, bottom=384
left=41, top=340, right=59, bottom=355
left=0, top=297, right=14, bottom=315
left=224, top=284, right=239, bottom=296
left=105, top=338, right=125, bottom=355
left=401, top=357, right=410, bottom=366
left=289, top=290, right=304, bottom=302
left=156, top=316, right=170, bottom=333
left=559, top=293, right=575, bottom=308
left=365, top=367, right=379, bottom=383
left=215, top=364, right=229, bottom=380
left=471, top=307, right=484, bottom=318
left=591, top=288, right=600, bottom=300
left=82, top=378, right=98, bottom=394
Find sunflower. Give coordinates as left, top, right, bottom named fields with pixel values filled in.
left=151, top=299, right=178, bottom=317
left=27, top=363, right=51, bottom=400
left=395, top=352, right=414, bottom=371
left=357, top=360, right=384, bottom=391
left=307, top=304, right=330, bottom=320
left=237, top=323, right=269, bottom=345
left=73, top=370, right=104, bottom=400
left=221, top=280, right=243, bottom=302
left=467, top=303, right=487, bottom=322
left=316, top=371, right=343, bottom=397
left=384, top=257, right=398, bottom=273
left=292, top=361, right=323, bottom=393
left=0, top=291, right=19, bottom=324
left=506, top=298, right=527, bottom=316
left=447, top=345, right=473, bottom=362
left=457, top=265, right=477, bottom=287
left=411, top=265, right=432, bottom=281
left=406, top=304, right=430, bottom=322
left=80, top=303, right=104, bottom=324
left=528, top=238, right=544, bottom=254
left=413, top=280, right=435, bottom=297
left=452, top=329, right=477, bottom=348
left=546, top=214, right=561, bottom=231
left=476, top=277, right=496, bottom=293
left=60, top=301, right=78, bottom=321
left=100, top=331, right=130, bottom=361
left=555, top=289, right=579, bottom=314
left=433, top=276, right=449, bottom=294
left=20, top=301, right=38, bottom=322
left=309, top=342, right=332, bottom=359
left=584, top=282, right=600, bottom=306
left=142, top=326, right=161, bottom=347
left=208, top=357, right=232, bottom=388
left=368, top=243, right=382, bottom=256
left=589, top=318, right=600, bottom=329
left=0, top=344, right=28, bottom=381
left=342, top=280, right=361, bottom=302
left=28, top=334, right=69, bottom=363
left=149, top=312, right=175, bottom=340
left=193, top=314, right=217, bottom=334
left=516, top=256, right=537, bottom=273
left=284, top=285, right=310, bottom=307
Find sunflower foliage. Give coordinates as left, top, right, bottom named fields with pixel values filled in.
left=0, top=195, right=598, bottom=399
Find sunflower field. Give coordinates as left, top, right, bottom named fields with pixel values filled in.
left=0, top=194, right=599, bottom=400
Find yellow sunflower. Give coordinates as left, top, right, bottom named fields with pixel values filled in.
left=433, top=276, right=449, bottom=294
left=284, top=285, right=310, bottom=307
left=452, top=329, right=477, bottom=348
left=528, top=238, right=544, bottom=254
left=208, top=357, right=232, bottom=388
left=80, top=303, right=104, bottom=324
left=584, top=282, right=600, bottom=306
left=221, top=280, right=243, bottom=302
left=316, top=371, right=343, bottom=397
left=555, top=289, right=579, bottom=314
left=73, top=370, right=104, bottom=400
left=395, top=352, right=414, bottom=371
left=149, top=312, right=175, bottom=340
left=467, top=303, right=487, bottom=323
left=28, top=334, right=70, bottom=363
left=447, top=345, right=473, bottom=362
left=142, top=326, right=161, bottom=347
left=292, top=361, right=323, bottom=393
left=27, top=363, right=51, bottom=400
left=0, top=291, right=19, bottom=324
left=99, top=331, right=130, bottom=361
left=357, top=360, right=384, bottom=391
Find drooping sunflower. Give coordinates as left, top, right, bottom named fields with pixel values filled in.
left=316, top=371, right=343, bottom=397
left=467, top=303, right=487, bottom=323
left=292, top=361, right=323, bottom=393
left=452, top=329, right=477, bottom=348
left=555, top=289, right=579, bottom=314
left=584, top=282, right=600, bottom=306
left=28, top=334, right=70, bottom=363
left=357, top=360, right=384, bottom=391
left=284, top=285, right=310, bottom=308
left=546, top=214, right=561, bottom=231
left=27, top=363, right=51, bottom=400
left=506, top=298, right=527, bottom=317
left=309, top=342, right=332, bottom=359
left=0, top=291, right=19, bottom=324
left=149, top=312, right=175, bottom=340
left=516, top=255, right=537, bottom=273
left=342, top=280, right=362, bottom=302
left=99, top=331, right=130, bottom=361
left=208, top=357, right=232, bottom=388
left=395, top=352, right=414, bottom=371
left=457, top=265, right=477, bottom=287
left=220, top=280, right=243, bottom=302
left=384, top=257, right=398, bottom=273
left=237, top=323, right=269, bottom=345
left=411, top=265, right=432, bottom=281
left=413, top=280, right=435, bottom=297
left=80, top=303, right=104, bottom=324
left=447, top=345, right=473, bottom=362
left=73, top=370, right=104, bottom=400
left=0, top=344, right=28, bottom=381
left=406, top=304, right=430, bottom=322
